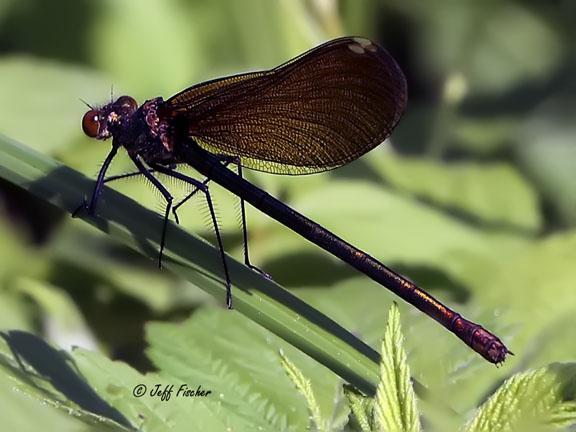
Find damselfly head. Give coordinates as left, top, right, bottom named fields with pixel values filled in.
left=82, top=95, right=138, bottom=140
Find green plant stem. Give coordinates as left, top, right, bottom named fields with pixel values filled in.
left=0, top=134, right=380, bottom=395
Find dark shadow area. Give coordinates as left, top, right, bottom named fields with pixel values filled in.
left=460, top=62, right=576, bottom=119
left=552, top=363, right=576, bottom=402
left=0, top=330, right=133, bottom=429
left=0, top=0, right=95, bottom=65
left=329, top=157, right=383, bottom=184
left=374, top=6, right=429, bottom=103
left=263, top=251, right=355, bottom=287
left=264, top=250, right=471, bottom=302
left=48, top=259, right=156, bottom=372
left=406, top=190, right=539, bottom=237
left=0, top=178, right=65, bottom=244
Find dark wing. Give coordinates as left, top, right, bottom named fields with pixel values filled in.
left=166, top=37, right=407, bottom=175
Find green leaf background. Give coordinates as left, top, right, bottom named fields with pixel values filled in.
left=0, top=0, right=575, bottom=431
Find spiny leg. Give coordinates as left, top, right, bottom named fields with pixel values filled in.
left=170, top=156, right=269, bottom=278
left=171, top=157, right=237, bottom=224
left=150, top=163, right=233, bottom=309
left=171, top=176, right=213, bottom=225
left=130, top=156, right=173, bottom=269
left=103, top=162, right=177, bottom=185
left=103, top=168, right=155, bottom=184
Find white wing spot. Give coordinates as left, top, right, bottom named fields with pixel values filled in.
left=349, top=38, right=377, bottom=54
left=353, top=37, right=372, bottom=48
left=348, top=43, right=365, bottom=54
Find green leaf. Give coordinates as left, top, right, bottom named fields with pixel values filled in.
left=515, top=88, right=576, bottom=226
left=0, top=331, right=131, bottom=431
left=0, top=57, right=111, bottom=153
left=374, top=304, right=421, bottom=432
left=91, top=0, right=206, bottom=98
left=1, top=326, right=307, bottom=431
left=0, top=288, right=32, bottom=331
left=279, top=349, right=326, bottom=431
left=369, top=152, right=541, bottom=232
left=145, top=308, right=340, bottom=431
left=73, top=348, right=265, bottom=432
left=471, top=231, right=576, bottom=364
left=452, top=116, right=518, bottom=156
left=226, top=0, right=320, bottom=70
left=462, top=3, right=562, bottom=95
left=344, top=385, right=374, bottom=432
left=393, top=1, right=562, bottom=95
left=11, top=277, right=97, bottom=349
left=465, top=363, right=576, bottom=432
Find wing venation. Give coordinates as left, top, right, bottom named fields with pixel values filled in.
left=166, top=37, right=407, bottom=175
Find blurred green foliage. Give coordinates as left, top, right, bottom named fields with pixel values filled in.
left=0, top=0, right=575, bottom=430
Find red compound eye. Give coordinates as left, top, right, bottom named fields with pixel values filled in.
left=82, top=110, right=100, bottom=138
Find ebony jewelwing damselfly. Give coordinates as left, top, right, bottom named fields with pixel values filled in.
left=78, top=37, right=511, bottom=364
